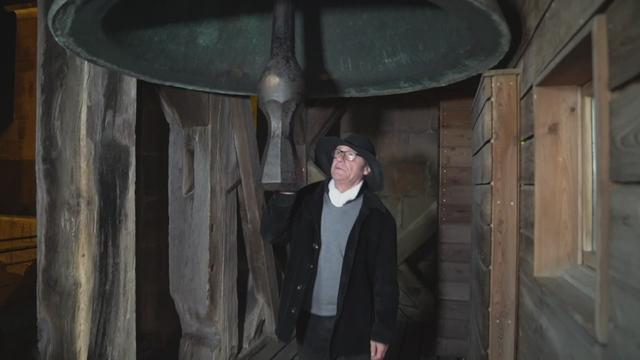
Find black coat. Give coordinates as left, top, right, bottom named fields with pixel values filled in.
left=262, top=180, right=399, bottom=357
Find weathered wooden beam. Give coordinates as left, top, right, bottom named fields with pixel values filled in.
left=488, top=74, right=519, bottom=360
left=230, top=96, right=280, bottom=348
left=36, top=0, right=137, bottom=357
left=159, top=88, right=239, bottom=359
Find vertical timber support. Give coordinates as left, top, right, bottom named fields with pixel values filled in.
left=160, top=89, right=279, bottom=359
left=159, top=87, right=239, bottom=359
left=230, top=97, right=279, bottom=346
left=469, top=70, right=519, bottom=360
left=36, top=0, right=137, bottom=358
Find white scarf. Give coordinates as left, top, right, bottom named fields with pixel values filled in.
left=328, top=179, right=363, bottom=207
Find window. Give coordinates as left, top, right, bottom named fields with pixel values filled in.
left=579, top=81, right=596, bottom=269
left=532, top=15, right=609, bottom=342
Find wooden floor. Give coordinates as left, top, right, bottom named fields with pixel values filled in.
left=244, top=334, right=465, bottom=360
left=241, top=338, right=298, bottom=360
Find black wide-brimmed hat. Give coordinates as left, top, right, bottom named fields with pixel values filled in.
left=315, top=134, right=384, bottom=191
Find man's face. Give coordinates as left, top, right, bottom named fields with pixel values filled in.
left=331, top=145, right=371, bottom=186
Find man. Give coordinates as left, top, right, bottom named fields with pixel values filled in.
left=262, top=134, right=399, bottom=360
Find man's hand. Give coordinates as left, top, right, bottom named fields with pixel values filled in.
left=370, top=340, right=388, bottom=360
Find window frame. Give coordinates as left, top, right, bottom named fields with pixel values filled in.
left=531, top=15, right=610, bottom=343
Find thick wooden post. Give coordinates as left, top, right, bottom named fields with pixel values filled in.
left=159, top=88, right=240, bottom=359
left=159, top=89, right=283, bottom=359
left=36, top=0, right=137, bottom=358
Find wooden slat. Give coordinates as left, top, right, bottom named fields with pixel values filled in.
left=520, top=139, right=534, bottom=185
left=517, top=273, right=597, bottom=359
left=441, top=109, right=473, bottom=129
left=438, top=262, right=471, bottom=282
left=440, top=204, right=471, bottom=224
left=609, top=186, right=640, bottom=357
left=441, top=146, right=472, bottom=167
left=517, top=0, right=607, bottom=96
left=439, top=281, right=470, bottom=302
left=610, top=81, right=640, bottom=182
left=440, top=224, right=471, bottom=244
left=533, top=86, right=580, bottom=276
left=520, top=185, right=534, bottom=238
left=231, top=97, right=279, bottom=343
left=520, top=90, right=534, bottom=140
left=470, top=260, right=490, bottom=354
left=438, top=243, right=471, bottom=263
left=472, top=257, right=491, bottom=316
left=442, top=127, right=472, bottom=147
left=471, top=209, right=492, bottom=268
left=592, top=15, right=612, bottom=343
left=472, top=143, right=492, bottom=185
left=508, top=0, right=554, bottom=67
left=472, top=102, right=493, bottom=155
left=607, top=0, right=640, bottom=89
left=472, top=76, right=492, bottom=126
left=473, top=184, right=492, bottom=226
left=440, top=300, right=470, bottom=321
left=488, top=74, right=519, bottom=359
left=441, top=167, right=472, bottom=187
left=441, top=185, right=471, bottom=206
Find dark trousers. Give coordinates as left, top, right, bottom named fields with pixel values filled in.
left=296, top=312, right=369, bottom=360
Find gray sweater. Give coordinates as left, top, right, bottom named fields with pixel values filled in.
left=310, top=193, right=363, bottom=315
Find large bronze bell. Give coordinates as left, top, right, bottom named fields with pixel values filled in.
left=48, top=0, right=510, bottom=190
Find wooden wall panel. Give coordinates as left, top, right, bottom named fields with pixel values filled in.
left=516, top=0, right=607, bottom=96
left=519, top=90, right=534, bottom=140
left=607, top=0, right=640, bottom=89
left=472, top=143, right=492, bottom=185
left=610, top=81, right=640, bottom=182
left=438, top=97, right=473, bottom=357
left=472, top=102, right=493, bottom=155
left=507, top=0, right=553, bottom=66
left=520, top=139, right=534, bottom=185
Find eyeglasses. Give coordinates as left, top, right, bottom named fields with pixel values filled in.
left=333, top=148, right=359, bottom=161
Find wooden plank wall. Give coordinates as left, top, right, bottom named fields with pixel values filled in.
left=509, top=0, right=640, bottom=358
left=468, top=76, right=491, bottom=360
left=604, top=0, right=640, bottom=357
left=438, top=97, right=473, bottom=357
left=468, top=71, right=519, bottom=360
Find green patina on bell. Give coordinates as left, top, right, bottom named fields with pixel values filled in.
left=48, top=0, right=510, bottom=98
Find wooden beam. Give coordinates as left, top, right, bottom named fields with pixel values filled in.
left=230, top=96, right=280, bottom=347
left=36, top=0, right=137, bottom=356
left=160, top=89, right=239, bottom=359
left=591, top=15, right=611, bottom=343
left=488, top=74, right=519, bottom=360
